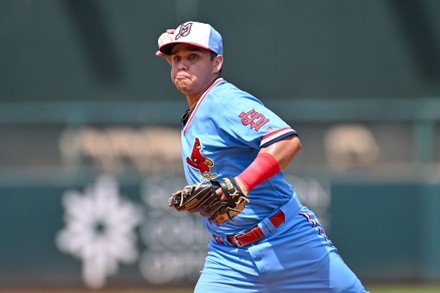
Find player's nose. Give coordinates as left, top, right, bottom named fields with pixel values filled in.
left=177, top=60, right=188, bottom=71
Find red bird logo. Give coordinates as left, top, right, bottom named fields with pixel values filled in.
left=186, top=137, right=217, bottom=180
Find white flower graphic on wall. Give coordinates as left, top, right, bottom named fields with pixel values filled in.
left=56, top=175, right=143, bottom=288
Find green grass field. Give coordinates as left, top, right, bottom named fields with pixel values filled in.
left=367, top=284, right=440, bottom=293
left=1, top=284, right=440, bottom=293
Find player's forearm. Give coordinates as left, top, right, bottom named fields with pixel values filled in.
left=236, top=135, right=301, bottom=192
left=260, top=135, right=301, bottom=170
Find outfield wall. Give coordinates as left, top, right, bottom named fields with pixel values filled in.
left=0, top=174, right=439, bottom=288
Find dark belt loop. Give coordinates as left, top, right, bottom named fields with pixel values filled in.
left=214, top=235, right=225, bottom=245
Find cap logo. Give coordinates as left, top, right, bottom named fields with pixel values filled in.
left=175, top=23, right=193, bottom=40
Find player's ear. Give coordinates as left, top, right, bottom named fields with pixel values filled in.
left=213, top=54, right=224, bottom=73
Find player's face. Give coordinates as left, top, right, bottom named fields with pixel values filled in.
left=170, top=44, right=223, bottom=102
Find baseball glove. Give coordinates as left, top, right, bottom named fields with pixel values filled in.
left=168, top=177, right=249, bottom=224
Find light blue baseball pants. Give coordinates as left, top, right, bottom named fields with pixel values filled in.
left=195, top=206, right=368, bottom=293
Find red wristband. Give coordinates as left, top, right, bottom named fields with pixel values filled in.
left=238, top=153, right=281, bottom=191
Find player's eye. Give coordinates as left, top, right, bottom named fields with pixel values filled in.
left=188, top=53, right=198, bottom=61
left=172, top=55, right=181, bottom=62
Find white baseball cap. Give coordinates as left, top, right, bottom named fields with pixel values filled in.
left=159, top=21, right=223, bottom=56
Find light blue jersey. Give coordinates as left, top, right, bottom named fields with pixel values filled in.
left=180, top=78, right=299, bottom=235
left=179, top=78, right=368, bottom=292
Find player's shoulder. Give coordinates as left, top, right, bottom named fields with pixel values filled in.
left=210, top=79, right=264, bottom=106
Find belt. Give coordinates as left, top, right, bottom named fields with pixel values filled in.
left=214, top=210, right=285, bottom=247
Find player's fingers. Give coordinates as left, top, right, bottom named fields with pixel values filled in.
left=158, top=31, right=174, bottom=48
left=215, top=188, right=227, bottom=201
left=155, top=50, right=172, bottom=64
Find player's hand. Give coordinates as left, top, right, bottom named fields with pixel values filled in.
left=216, top=177, right=249, bottom=201
left=155, top=29, right=175, bottom=64
left=168, top=177, right=249, bottom=224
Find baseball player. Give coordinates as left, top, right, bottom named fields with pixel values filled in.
left=156, top=21, right=368, bottom=292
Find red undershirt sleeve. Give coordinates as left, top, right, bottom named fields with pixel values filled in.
left=237, top=153, right=281, bottom=191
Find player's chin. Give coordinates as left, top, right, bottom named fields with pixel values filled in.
left=174, top=81, right=192, bottom=93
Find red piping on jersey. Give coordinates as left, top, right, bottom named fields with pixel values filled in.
left=261, top=127, right=295, bottom=146
left=183, top=78, right=224, bottom=134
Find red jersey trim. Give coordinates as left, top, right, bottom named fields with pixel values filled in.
left=261, top=127, right=297, bottom=147
left=183, top=78, right=224, bottom=134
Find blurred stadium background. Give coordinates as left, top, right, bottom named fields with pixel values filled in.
left=1, top=0, right=440, bottom=292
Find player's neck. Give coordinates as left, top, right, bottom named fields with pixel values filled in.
left=186, top=95, right=198, bottom=111
left=186, top=96, right=197, bottom=117
left=185, top=76, right=220, bottom=109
